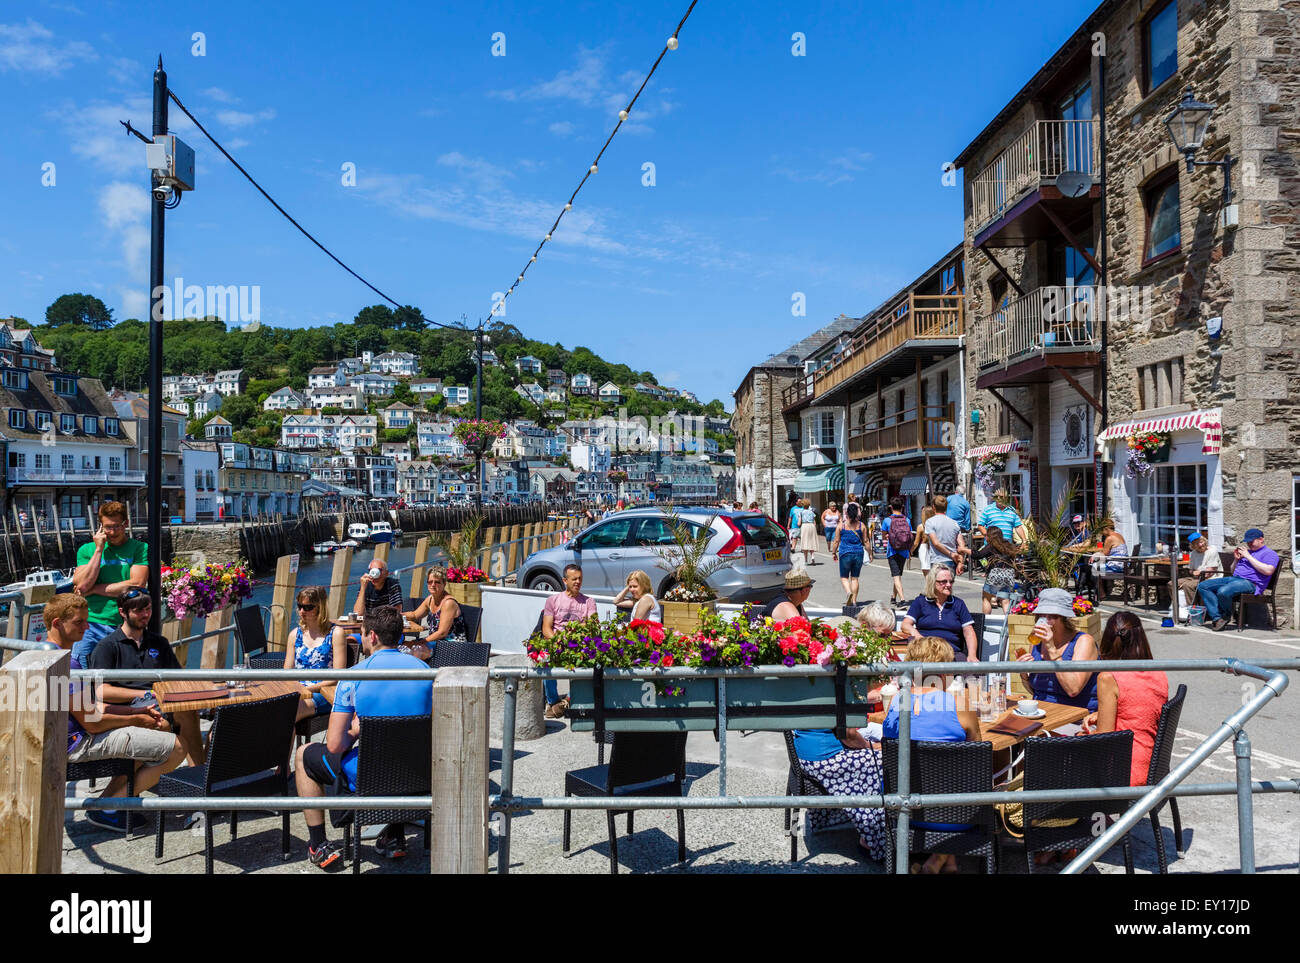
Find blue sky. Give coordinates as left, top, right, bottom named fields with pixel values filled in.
left=0, top=0, right=1099, bottom=405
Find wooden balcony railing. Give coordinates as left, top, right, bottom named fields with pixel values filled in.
left=781, top=294, right=963, bottom=411
left=848, top=403, right=954, bottom=461
left=975, top=285, right=1103, bottom=371
left=970, top=119, right=1099, bottom=228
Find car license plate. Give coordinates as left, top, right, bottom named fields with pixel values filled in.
left=764, top=549, right=783, bottom=562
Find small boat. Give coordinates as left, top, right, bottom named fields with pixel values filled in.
left=5, top=568, right=73, bottom=593
left=347, top=522, right=371, bottom=543
left=337, top=538, right=360, bottom=549
left=312, top=540, right=339, bottom=555
left=369, top=521, right=394, bottom=544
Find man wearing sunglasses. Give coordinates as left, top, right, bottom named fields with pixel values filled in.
left=72, top=501, right=149, bottom=666
left=88, top=589, right=206, bottom=766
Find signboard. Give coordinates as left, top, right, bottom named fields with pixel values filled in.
left=26, top=610, right=47, bottom=645
left=288, top=553, right=300, bottom=574
left=170, top=516, right=183, bottom=524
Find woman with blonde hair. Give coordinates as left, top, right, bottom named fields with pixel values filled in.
left=403, top=566, right=468, bottom=661
left=613, top=569, right=662, bottom=622
left=285, top=585, right=348, bottom=723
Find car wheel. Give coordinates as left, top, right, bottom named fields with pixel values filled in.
left=528, top=572, right=562, bottom=593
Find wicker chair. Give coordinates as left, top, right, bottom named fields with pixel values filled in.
left=431, top=640, right=491, bottom=668
left=1145, top=684, right=1188, bottom=873
left=882, top=739, right=999, bottom=874
left=781, top=730, right=833, bottom=862
left=1022, top=730, right=1134, bottom=874
left=562, top=731, right=688, bottom=874
left=67, top=758, right=137, bottom=837
left=154, top=692, right=300, bottom=874
left=458, top=603, right=483, bottom=644
left=339, top=715, right=432, bottom=874
left=233, top=604, right=272, bottom=662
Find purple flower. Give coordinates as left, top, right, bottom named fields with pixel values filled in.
left=782, top=655, right=796, bottom=667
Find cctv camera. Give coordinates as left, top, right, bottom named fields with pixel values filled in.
left=153, top=183, right=173, bottom=202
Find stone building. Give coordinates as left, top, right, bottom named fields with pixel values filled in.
left=954, top=0, right=1298, bottom=621
left=733, top=316, right=858, bottom=518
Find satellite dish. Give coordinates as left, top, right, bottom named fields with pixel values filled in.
left=1055, top=170, right=1091, bottom=198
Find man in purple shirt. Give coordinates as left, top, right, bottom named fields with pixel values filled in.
left=1197, top=528, right=1279, bottom=630
left=541, top=563, right=597, bottom=717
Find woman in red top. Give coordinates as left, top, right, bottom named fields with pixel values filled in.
left=1088, top=612, right=1169, bottom=786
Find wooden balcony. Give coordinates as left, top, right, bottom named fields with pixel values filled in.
left=782, top=294, right=963, bottom=413
left=974, top=285, right=1102, bottom=388
left=848, top=403, right=954, bottom=462
left=970, top=119, right=1099, bottom=231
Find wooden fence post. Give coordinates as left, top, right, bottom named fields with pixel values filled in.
left=430, top=666, right=489, bottom=874
left=200, top=605, right=234, bottom=670
left=410, top=537, right=430, bottom=597
left=505, top=523, right=521, bottom=575
left=268, top=553, right=299, bottom=651
left=374, top=540, right=391, bottom=564
left=162, top=616, right=195, bottom=668
left=327, top=546, right=354, bottom=623
left=0, top=647, right=68, bottom=873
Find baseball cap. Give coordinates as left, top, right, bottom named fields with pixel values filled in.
left=1071, top=514, right=1083, bottom=523
left=1187, top=531, right=1204, bottom=544
left=1244, top=528, right=1265, bottom=542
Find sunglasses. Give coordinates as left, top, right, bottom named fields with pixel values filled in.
left=297, top=603, right=317, bottom=611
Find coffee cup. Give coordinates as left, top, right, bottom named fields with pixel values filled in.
left=1015, top=699, right=1039, bottom=716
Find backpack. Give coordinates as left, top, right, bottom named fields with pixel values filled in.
left=887, top=513, right=913, bottom=551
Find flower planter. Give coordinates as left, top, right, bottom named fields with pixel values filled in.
left=1147, top=440, right=1171, bottom=463
left=723, top=674, right=873, bottom=731
left=660, top=598, right=718, bottom=637
left=1006, top=612, right=1102, bottom=698
left=446, top=582, right=483, bottom=608
left=567, top=677, right=718, bottom=732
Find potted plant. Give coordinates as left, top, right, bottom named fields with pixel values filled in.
left=435, top=514, right=489, bottom=606
left=651, top=506, right=731, bottom=633
left=691, top=606, right=892, bottom=730
left=162, top=559, right=255, bottom=620
left=528, top=615, right=716, bottom=731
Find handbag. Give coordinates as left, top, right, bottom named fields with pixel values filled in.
left=996, top=769, right=1080, bottom=838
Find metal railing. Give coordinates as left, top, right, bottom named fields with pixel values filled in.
left=975, top=285, right=1103, bottom=371
left=971, top=119, right=1099, bottom=228
left=6, top=468, right=148, bottom=485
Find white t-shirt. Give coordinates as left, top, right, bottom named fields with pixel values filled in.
left=1190, top=547, right=1222, bottom=575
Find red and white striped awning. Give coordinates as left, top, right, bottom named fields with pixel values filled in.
left=967, top=440, right=1028, bottom=460
left=1098, top=408, right=1222, bottom=455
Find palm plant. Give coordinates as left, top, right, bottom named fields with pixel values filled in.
left=651, top=506, right=731, bottom=602
left=435, top=513, right=483, bottom=569
left=1017, top=483, right=1111, bottom=591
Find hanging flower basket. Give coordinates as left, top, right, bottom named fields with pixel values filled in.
left=452, top=418, right=506, bottom=454
left=162, top=560, right=254, bottom=620
left=974, top=452, right=1008, bottom=494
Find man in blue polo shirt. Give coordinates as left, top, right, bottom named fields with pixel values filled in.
left=944, top=488, right=971, bottom=533
left=295, top=606, right=430, bottom=869
left=977, top=488, right=1024, bottom=542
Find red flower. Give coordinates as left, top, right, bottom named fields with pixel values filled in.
left=824, top=627, right=838, bottom=641
left=660, top=654, right=674, bottom=667
left=779, top=616, right=811, bottom=634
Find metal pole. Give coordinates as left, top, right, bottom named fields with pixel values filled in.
left=147, top=55, right=167, bottom=634
left=1234, top=729, right=1256, bottom=873
left=497, top=676, right=517, bottom=874
left=894, top=673, right=912, bottom=873
left=475, top=323, right=484, bottom=513
left=717, top=675, right=727, bottom=797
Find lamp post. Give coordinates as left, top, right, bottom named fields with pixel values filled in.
left=1165, top=87, right=1235, bottom=203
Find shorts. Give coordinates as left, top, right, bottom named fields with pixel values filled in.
left=67, top=726, right=176, bottom=766
left=310, top=691, right=331, bottom=715
left=984, top=566, right=1015, bottom=599
left=838, top=553, right=863, bottom=578
left=301, top=742, right=357, bottom=829
left=888, top=555, right=907, bottom=578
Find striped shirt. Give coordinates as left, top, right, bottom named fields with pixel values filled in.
left=978, top=504, right=1022, bottom=540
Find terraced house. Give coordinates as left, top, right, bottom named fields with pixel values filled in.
left=955, top=0, right=1299, bottom=616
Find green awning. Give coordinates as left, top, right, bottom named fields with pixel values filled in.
left=794, top=463, right=845, bottom=493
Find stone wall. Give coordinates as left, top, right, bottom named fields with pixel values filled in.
left=733, top=366, right=798, bottom=517
left=169, top=525, right=244, bottom=568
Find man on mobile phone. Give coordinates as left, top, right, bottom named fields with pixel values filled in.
left=71, top=501, right=148, bottom=666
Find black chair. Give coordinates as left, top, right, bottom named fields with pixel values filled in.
left=431, top=640, right=491, bottom=668
left=781, top=730, right=832, bottom=862
left=67, top=758, right=136, bottom=837
left=339, top=715, right=432, bottom=874
left=563, top=731, right=688, bottom=874
left=1235, top=563, right=1281, bottom=631
left=1124, top=553, right=1166, bottom=609
left=882, top=739, right=999, bottom=874
left=405, top=597, right=424, bottom=614
left=458, top=603, right=483, bottom=643
left=1145, top=683, right=1187, bottom=873
left=1098, top=542, right=1137, bottom=603
left=233, top=605, right=271, bottom=662
left=154, top=692, right=300, bottom=874
left=1022, top=730, right=1134, bottom=874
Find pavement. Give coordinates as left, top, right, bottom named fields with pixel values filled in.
left=60, top=550, right=1300, bottom=875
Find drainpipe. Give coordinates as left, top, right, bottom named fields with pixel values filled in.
left=1097, top=45, right=1109, bottom=517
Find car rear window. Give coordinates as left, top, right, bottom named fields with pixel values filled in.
left=734, top=514, right=787, bottom=549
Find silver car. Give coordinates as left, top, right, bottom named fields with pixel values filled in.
left=517, top=508, right=791, bottom=603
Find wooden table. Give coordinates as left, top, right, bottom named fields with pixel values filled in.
left=977, top=701, right=1088, bottom=752
left=152, top=679, right=304, bottom=714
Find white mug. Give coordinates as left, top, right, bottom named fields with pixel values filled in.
left=1017, top=699, right=1039, bottom=715
left=368, top=568, right=382, bottom=580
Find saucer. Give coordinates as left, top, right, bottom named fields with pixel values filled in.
left=1014, top=707, right=1046, bottom=720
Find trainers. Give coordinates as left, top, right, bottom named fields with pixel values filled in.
left=86, top=809, right=128, bottom=834
left=545, top=701, right=567, bottom=719
left=374, top=825, right=407, bottom=860
left=308, top=839, right=344, bottom=871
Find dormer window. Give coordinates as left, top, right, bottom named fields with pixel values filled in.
left=8, top=409, right=26, bottom=430
left=51, top=375, right=76, bottom=396
left=83, top=416, right=98, bottom=434
left=104, top=417, right=119, bottom=436
left=34, top=411, right=51, bottom=431
left=2, top=369, right=28, bottom=391
left=60, top=413, right=76, bottom=432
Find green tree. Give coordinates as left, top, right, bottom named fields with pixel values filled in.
left=46, top=293, right=115, bottom=330
left=353, top=304, right=395, bottom=328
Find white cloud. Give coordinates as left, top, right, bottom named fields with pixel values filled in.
left=202, top=86, right=239, bottom=104
left=548, top=121, right=575, bottom=137
left=436, top=151, right=514, bottom=190
left=96, top=182, right=149, bottom=314
left=225, top=138, right=249, bottom=151
left=216, top=107, right=276, bottom=128
left=97, top=180, right=147, bottom=231
left=0, top=19, right=94, bottom=74
left=772, top=149, right=875, bottom=186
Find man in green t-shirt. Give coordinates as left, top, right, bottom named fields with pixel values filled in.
left=71, top=501, right=148, bottom=665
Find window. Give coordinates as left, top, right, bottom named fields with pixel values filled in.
left=82, top=416, right=98, bottom=434
left=1144, top=0, right=1178, bottom=94
left=2, top=369, right=28, bottom=390
left=105, top=417, right=119, bottom=436
left=577, top=517, right=635, bottom=549
left=995, top=472, right=1025, bottom=515
left=35, top=453, right=50, bottom=470
left=109, top=457, right=122, bottom=473
left=1293, top=477, right=1300, bottom=570
left=941, top=265, right=958, bottom=293
left=1135, top=463, right=1207, bottom=552
left=61, top=454, right=73, bottom=471
left=1055, top=80, right=1094, bottom=172
left=60, top=413, right=76, bottom=433
left=1143, top=172, right=1181, bottom=263
left=8, top=409, right=25, bottom=430
left=51, top=375, right=76, bottom=396
left=1137, top=358, right=1185, bottom=410
left=8, top=451, right=24, bottom=468
left=33, top=411, right=51, bottom=431
left=1067, top=466, right=1096, bottom=519
left=804, top=411, right=835, bottom=448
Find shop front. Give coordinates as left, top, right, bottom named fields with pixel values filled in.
left=967, top=441, right=1031, bottom=520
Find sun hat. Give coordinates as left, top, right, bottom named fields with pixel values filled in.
left=784, top=570, right=814, bottom=590
left=1034, top=587, right=1076, bottom=618
left=1244, top=528, right=1265, bottom=542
